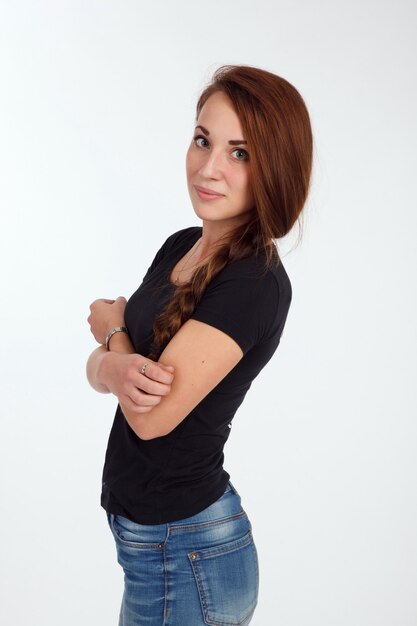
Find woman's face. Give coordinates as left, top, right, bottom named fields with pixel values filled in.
left=186, top=91, right=255, bottom=229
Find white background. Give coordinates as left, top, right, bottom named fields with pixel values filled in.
left=0, top=1, right=416, bottom=624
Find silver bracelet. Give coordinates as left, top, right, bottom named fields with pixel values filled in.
left=105, top=326, right=129, bottom=351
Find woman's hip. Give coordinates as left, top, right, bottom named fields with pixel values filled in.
left=107, top=480, right=259, bottom=625
left=107, top=480, right=250, bottom=547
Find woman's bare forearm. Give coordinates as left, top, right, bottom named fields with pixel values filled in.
left=86, top=346, right=111, bottom=393
left=86, top=295, right=175, bottom=433
left=86, top=332, right=136, bottom=393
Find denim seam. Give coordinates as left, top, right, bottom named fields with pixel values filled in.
left=163, top=541, right=168, bottom=625
left=110, top=515, right=166, bottom=549
left=189, top=556, right=208, bottom=619
left=188, top=531, right=256, bottom=625
left=168, top=510, right=246, bottom=533
left=191, top=530, right=253, bottom=560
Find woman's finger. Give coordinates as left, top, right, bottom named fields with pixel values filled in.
left=132, top=389, right=162, bottom=408
left=122, top=393, right=156, bottom=413
left=136, top=359, right=174, bottom=385
left=133, top=374, right=172, bottom=397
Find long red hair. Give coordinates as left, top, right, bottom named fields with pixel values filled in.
left=148, top=64, right=313, bottom=359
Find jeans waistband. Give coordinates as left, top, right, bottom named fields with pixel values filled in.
left=225, top=480, right=238, bottom=496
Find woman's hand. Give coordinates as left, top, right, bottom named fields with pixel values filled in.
left=86, top=296, right=175, bottom=413
left=97, top=350, right=174, bottom=414
left=88, top=296, right=127, bottom=345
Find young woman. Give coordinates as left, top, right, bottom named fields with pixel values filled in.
left=87, top=64, right=313, bottom=626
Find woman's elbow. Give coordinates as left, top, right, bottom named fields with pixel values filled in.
left=120, top=405, right=170, bottom=441
left=134, top=424, right=171, bottom=441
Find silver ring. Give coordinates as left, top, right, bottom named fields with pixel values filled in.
left=140, top=361, right=149, bottom=376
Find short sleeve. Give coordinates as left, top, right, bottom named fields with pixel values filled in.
left=190, top=261, right=281, bottom=355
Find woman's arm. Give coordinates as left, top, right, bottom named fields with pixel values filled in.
left=86, top=343, right=175, bottom=411
left=86, top=295, right=135, bottom=393
left=119, top=318, right=244, bottom=440
left=86, top=296, right=244, bottom=436
left=86, top=297, right=174, bottom=411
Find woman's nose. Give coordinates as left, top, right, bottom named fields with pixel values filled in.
left=198, top=149, right=224, bottom=179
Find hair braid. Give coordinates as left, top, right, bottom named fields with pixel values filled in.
left=147, top=218, right=278, bottom=360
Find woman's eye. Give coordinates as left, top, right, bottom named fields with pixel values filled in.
left=193, top=135, right=209, bottom=148
left=232, top=148, right=249, bottom=161
left=192, top=136, right=248, bottom=161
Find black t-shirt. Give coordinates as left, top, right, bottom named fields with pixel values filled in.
left=101, top=226, right=292, bottom=524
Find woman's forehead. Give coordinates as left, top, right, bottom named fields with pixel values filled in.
left=197, top=92, right=244, bottom=137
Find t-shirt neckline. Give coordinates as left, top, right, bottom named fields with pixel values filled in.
left=167, top=227, right=202, bottom=287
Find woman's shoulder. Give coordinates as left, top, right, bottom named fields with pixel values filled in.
left=161, top=226, right=202, bottom=251
left=158, top=229, right=292, bottom=299
left=220, top=251, right=292, bottom=296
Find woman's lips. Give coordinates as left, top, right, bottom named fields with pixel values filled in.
left=194, top=185, right=225, bottom=200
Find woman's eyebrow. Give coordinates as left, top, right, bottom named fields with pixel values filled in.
left=195, top=125, right=247, bottom=146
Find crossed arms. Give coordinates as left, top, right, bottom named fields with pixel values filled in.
left=86, top=297, right=243, bottom=440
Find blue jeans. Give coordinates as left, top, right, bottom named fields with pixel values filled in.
left=106, top=481, right=259, bottom=625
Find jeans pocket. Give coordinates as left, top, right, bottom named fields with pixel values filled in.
left=110, top=514, right=163, bottom=549
left=187, top=529, right=259, bottom=626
